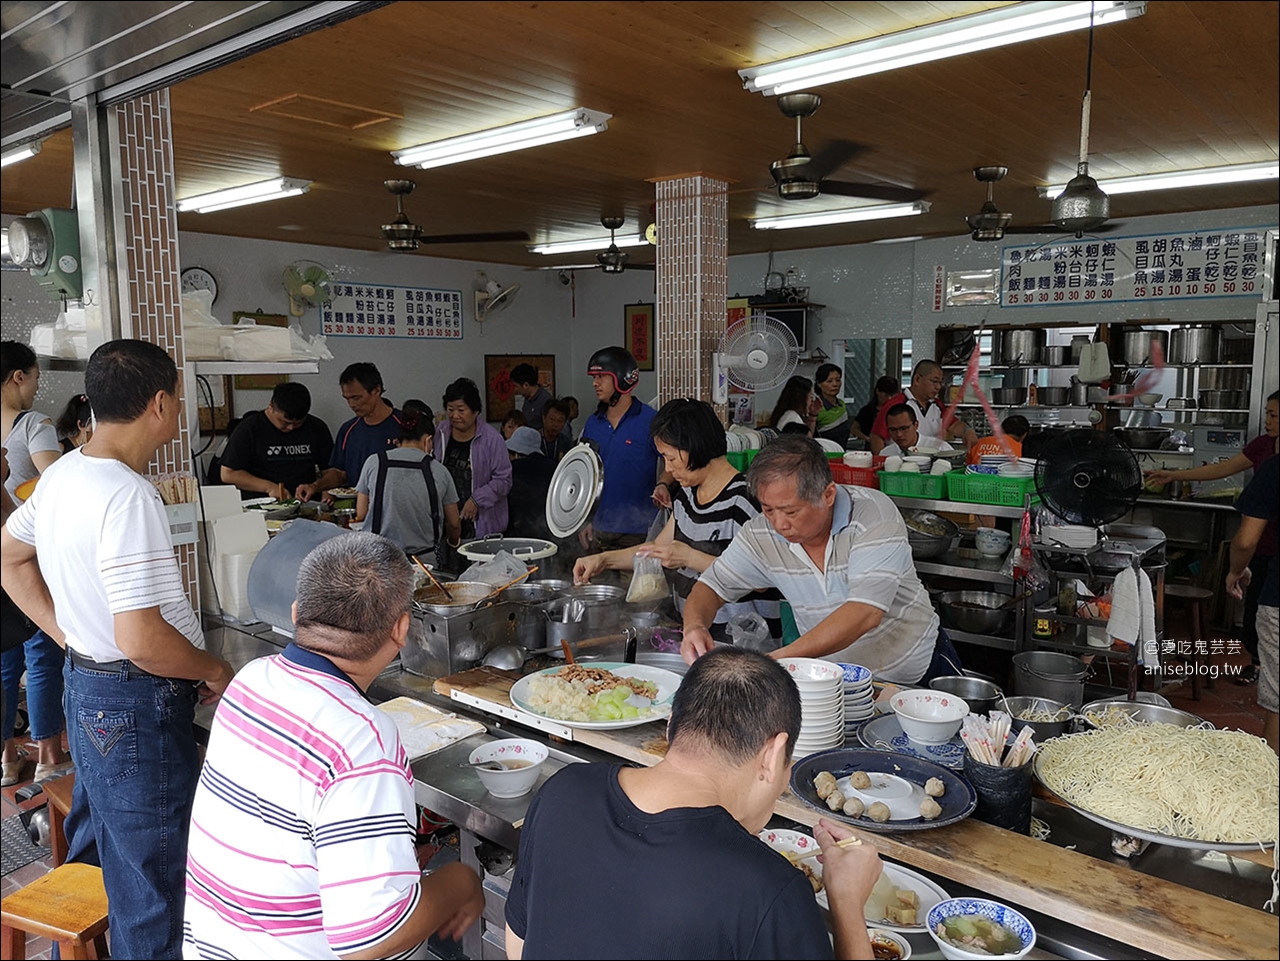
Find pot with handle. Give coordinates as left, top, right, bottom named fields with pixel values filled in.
left=1120, top=329, right=1168, bottom=367
left=1001, top=329, right=1045, bottom=367
left=1038, top=386, right=1070, bottom=406
left=1168, top=327, right=1220, bottom=365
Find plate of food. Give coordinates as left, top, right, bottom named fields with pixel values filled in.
left=757, top=828, right=829, bottom=910
left=864, top=862, right=951, bottom=934
left=328, top=487, right=359, bottom=499
left=508, top=662, right=682, bottom=730
left=790, top=749, right=976, bottom=832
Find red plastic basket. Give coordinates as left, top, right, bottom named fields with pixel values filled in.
left=830, top=456, right=886, bottom=490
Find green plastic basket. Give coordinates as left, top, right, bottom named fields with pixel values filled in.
left=876, top=470, right=949, bottom=500
left=726, top=451, right=749, bottom=472
left=945, top=470, right=1038, bottom=507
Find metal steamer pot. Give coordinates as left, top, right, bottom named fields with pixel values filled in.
left=1000, top=329, right=1045, bottom=367
left=1168, top=327, right=1220, bottom=365
left=1120, top=329, right=1168, bottom=367
left=1043, top=345, right=1069, bottom=367
left=1199, top=389, right=1246, bottom=410
left=1199, top=368, right=1250, bottom=391
left=1038, top=386, right=1070, bottom=407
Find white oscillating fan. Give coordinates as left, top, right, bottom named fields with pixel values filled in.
left=712, top=313, right=799, bottom=404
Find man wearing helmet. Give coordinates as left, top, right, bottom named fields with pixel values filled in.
left=580, top=346, right=662, bottom=553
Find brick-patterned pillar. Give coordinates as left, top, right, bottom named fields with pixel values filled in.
left=115, top=90, right=198, bottom=605
left=653, top=175, right=728, bottom=413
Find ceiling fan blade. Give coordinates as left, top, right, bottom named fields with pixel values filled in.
left=807, top=139, right=865, bottom=180
left=819, top=180, right=928, bottom=202
left=626, top=263, right=656, bottom=271
left=417, top=230, right=531, bottom=245
left=1002, top=221, right=1121, bottom=236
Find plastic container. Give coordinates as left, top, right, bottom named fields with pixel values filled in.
left=963, top=754, right=1033, bottom=834
left=878, top=470, right=949, bottom=500
left=726, top=451, right=749, bottom=472
left=830, top=462, right=880, bottom=489
left=946, top=471, right=1038, bottom=507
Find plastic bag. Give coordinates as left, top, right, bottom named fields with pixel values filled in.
left=728, top=612, right=777, bottom=652
left=461, top=550, right=529, bottom=586
left=626, top=552, right=669, bottom=603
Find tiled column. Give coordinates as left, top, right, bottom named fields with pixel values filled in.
left=653, top=175, right=728, bottom=414
left=115, top=90, right=198, bottom=605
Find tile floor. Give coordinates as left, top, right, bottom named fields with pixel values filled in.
left=0, top=638, right=1269, bottom=958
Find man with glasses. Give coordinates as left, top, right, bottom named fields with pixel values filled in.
left=219, top=381, right=333, bottom=501
left=878, top=404, right=955, bottom=457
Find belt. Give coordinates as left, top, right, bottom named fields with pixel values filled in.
left=67, top=648, right=135, bottom=674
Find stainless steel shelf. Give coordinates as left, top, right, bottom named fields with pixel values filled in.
left=1033, top=636, right=1132, bottom=660
left=915, top=551, right=1013, bottom=584
left=945, top=629, right=1017, bottom=651
left=888, top=495, right=1028, bottom=520
left=192, top=360, right=320, bottom=375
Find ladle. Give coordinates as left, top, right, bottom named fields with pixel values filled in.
left=482, top=644, right=527, bottom=671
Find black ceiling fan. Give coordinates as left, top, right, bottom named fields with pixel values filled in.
left=596, top=215, right=655, bottom=274
left=765, top=93, right=928, bottom=203
left=964, top=166, right=1120, bottom=242
left=379, top=180, right=529, bottom=251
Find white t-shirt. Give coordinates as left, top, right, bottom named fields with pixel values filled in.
left=3, top=410, right=60, bottom=497
left=6, top=448, right=204, bottom=662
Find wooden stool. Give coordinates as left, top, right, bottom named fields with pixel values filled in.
left=1165, top=583, right=1216, bottom=699
left=0, top=862, right=108, bottom=960
left=42, top=772, right=75, bottom=868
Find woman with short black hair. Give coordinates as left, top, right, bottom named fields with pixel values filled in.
left=434, top=378, right=512, bottom=542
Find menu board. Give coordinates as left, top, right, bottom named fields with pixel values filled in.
left=1000, top=226, right=1268, bottom=308
left=321, top=282, right=464, bottom=338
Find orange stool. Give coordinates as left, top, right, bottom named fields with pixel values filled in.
left=42, top=772, right=75, bottom=868
left=1164, top=583, right=1216, bottom=700
left=0, top=861, right=108, bottom=959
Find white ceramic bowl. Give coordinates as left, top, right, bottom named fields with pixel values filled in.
left=974, top=527, right=1012, bottom=557
left=926, top=898, right=1036, bottom=960
left=468, top=739, right=548, bottom=798
left=868, top=929, right=912, bottom=960
left=1137, top=392, right=1162, bottom=406
left=891, top=690, right=969, bottom=745
left=777, top=658, right=845, bottom=689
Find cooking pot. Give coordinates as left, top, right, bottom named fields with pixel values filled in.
left=1068, top=379, right=1090, bottom=406
left=1120, top=329, right=1168, bottom=367
left=1168, top=327, right=1219, bottom=365
left=1199, top=389, right=1246, bottom=410
left=413, top=581, right=497, bottom=616
left=1038, top=386, right=1070, bottom=406
left=990, top=387, right=1027, bottom=405
left=1199, top=368, right=1250, bottom=391
left=1001, top=329, right=1045, bottom=367
left=457, top=535, right=558, bottom=563
left=1043, top=345, right=1069, bottom=366
left=1115, top=427, right=1172, bottom=451
left=936, top=590, right=1013, bottom=636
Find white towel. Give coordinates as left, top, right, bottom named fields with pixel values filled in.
left=1106, top=567, right=1157, bottom=653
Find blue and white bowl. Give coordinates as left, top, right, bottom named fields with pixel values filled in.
left=926, top=898, right=1036, bottom=960
left=837, top=662, right=872, bottom=686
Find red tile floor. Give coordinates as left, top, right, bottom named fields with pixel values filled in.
left=0, top=642, right=1268, bottom=958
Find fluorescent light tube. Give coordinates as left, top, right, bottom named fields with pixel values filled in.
left=1, top=140, right=43, bottom=167
left=750, top=202, right=930, bottom=230
left=740, top=2, right=1147, bottom=95
left=1038, top=161, right=1279, bottom=198
left=177, top=177, right=311, bottom=213
left=394, top=108, right=611, bottom=169
left=530, top=235, right=647, bottom=255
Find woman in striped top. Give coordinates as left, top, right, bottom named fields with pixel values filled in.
left=574, top=398, right=782, bottom=641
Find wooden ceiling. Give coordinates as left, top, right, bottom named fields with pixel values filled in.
left=3, top=1, right=1277, bottom=268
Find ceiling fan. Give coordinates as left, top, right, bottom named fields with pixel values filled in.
left=379, top=179, right=529, bottom=251
left=596, top=216, right=655, bottom=274
left=965, top=166, right=1120, bottom=242
left=766, top=93, right=928, bottom=203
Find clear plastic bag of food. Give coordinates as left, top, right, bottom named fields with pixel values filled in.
left=462, top=550, right=529, bottom=586
left=626, top=552, right=670, bottom=603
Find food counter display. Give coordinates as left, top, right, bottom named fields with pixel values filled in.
left=202, top=619, right=1277, bottom=961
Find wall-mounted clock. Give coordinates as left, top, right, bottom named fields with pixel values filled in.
left=180, top=266, right=218, bottom=302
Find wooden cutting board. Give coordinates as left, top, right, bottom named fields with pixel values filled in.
left=432, top=666, right=520, bottom=703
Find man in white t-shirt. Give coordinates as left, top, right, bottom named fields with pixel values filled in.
left=878, top=403, right=956, bottom=457
left=183, top=533, right=484, bottom=960
left=2, top=339, right=234, bottom=959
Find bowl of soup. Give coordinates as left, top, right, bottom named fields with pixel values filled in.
left=468, top=739, right=548, bottom=797
left=926, top=898, right=1036, bottom=960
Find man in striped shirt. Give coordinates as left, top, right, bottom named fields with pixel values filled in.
left=681, top=436, right=959, bottom=684
left=2, top=339, right=236, bottom=958
left=183, top=533, right=484, bottom=959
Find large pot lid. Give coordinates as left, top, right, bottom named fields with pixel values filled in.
left=457, top=535, right=558, bottom=560
left=546, top=442, right=603, bottom=538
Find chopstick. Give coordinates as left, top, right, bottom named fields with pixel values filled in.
left=413, top=556, right=454, bottom=601
left=784, top=837, right=862, bottom=863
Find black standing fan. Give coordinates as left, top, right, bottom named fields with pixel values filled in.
left=1034, top=429, right=1141, bottom=526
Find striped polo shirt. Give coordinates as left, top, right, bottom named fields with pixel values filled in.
left=699, top=485, right=937, bottom=682
left=183, top=644, right=422, bottom=960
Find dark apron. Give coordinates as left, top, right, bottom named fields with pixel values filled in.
left=371, top=451, right=441, bottom=556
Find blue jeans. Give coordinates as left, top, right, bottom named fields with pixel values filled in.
left=62, top=656, right=200, bottom=960
left=917, top=626, right=964, bottom=685
left=2, top=629, right=65, bottom=741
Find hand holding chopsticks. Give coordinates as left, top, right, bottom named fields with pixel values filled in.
left=784, top=836, right=862, bottom=863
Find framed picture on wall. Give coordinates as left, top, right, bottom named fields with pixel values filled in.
left=483, top=354, right=556, bottom=422
left=624, top=303, right=655, bottom=371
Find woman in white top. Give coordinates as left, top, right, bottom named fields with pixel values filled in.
left=769, top=375, right=822, bottom=435
left=1, top=341, right=70, bottom=785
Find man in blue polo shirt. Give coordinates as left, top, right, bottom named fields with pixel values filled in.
left=298, top=362, right=402, bottom=503
left=579, top=346, right=661, bottom=553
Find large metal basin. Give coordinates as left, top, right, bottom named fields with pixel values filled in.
left=936, top=590, right=1013, bottom=635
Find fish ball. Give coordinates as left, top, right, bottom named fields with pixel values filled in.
left=826, top=790, right=846, bottom=811
left=920, top=797, right=943, bottom=820
left=849, top=771, right=872, bottom=790
left=843, top=796, right=865, bottom=818
left=867, top=801, right=891, bottom=822
left=924, top=777, right=946, bottom=798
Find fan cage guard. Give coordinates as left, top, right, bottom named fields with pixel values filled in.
left=1033, top=429, right=1142, bottom=526
left=718, top=312, right=799, bottom=392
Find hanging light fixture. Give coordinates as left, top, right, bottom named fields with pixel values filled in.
left=1051, top=4, right=1110, bottom=235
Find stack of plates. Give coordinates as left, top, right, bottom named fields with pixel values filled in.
left=778, top=658, right=845, bottom=755
left=840, top=663, right=875, bottom=736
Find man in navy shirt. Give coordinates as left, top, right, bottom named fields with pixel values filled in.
left=298, top=362, right=401, bottom=503
left=1228, top=454, right=1279, bottom=752
left=579, top=346, right=661, bottom=552
left=505, top=647, right=883, bottom=960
